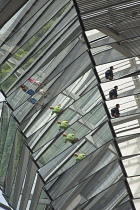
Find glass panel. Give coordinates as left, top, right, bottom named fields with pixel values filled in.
left=52, top=180, right=128, bottom=210
left=101, top=76, right=135, bottom=100
left=96, top=58, right=132, bottom=81
left=115, top=200, right=132, bottom=210
left=0, top=103, right=11, bottom=163
left=23, top=72, right=98, bottom=136
left=108, top=95, right=138, bottom=120
left=0, top=1, right=71, bottom=85
left=37, top=136, right=89, bottom=167
left=118, top=137, right=140, bottom=156
left=2, top=20, right=80, bottom=97
left=36, top=204, right=53, bottom=210
left=36, top=204, right=47, bottom=210
left=90, top=121, right=113, bottom=148
left=40, top=189, right=49, bottom=199
left=9, top=51, right=91, bottom=123
left=41, top=141, right=118, bottom=184
left=81, top=102, right=107, bottom=125
left=28, top=174, right=51, bottom=210
left=2, top=29, right=80, bottom=94
left=127, top=176, right=140, bottom=198
left=123, top=155, right=140, bottom=176
left=8, top=71, right=60, bottom=111
left=133, top=199, right=140, bottom=210
left=33, top=102, right=107, bottom=153
left=13, top=49, right=88, bottom=116
left=16, top=160, right=38, bottom=210
left=37, top=121, right=113, bottom=168
left=66, top=68, right=98, bottom=96
left=9, top=146, right=30, bottom=207
left=75, top=181, right=127, bottom=210
left=72, top=85, right=101, bottom=110
left=48, top=160, right=122, bottom=200
left=0, top=64, right=13, bottom=83
left=26, top=85, right=99, bottom=143
left=7, top=130, right=25, bottom=194
left=0, top=115, right=18, bottom=183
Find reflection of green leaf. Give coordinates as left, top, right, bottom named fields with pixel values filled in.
left=0, top=63, right=11, bottom=71
left=0, top=3, right=70, bottom=87
left=13, top=48, right=27, bottom=61
left=1, top=74, right=17, bottom=92
left=22, top=57, right=35, bottom=70
left=0, top=62, right=13, bottom=84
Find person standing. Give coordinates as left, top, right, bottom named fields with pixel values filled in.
left=50, top=105, right=62, bottom=115
left=21, top=84, right=48, bottom=97
left=38, top=89, right=49, bottom=97
left=62, top=133, right=79, bottom=144
left=21, top=84, right=35, bottom=96
left=105, top=66, right=114, bottom=80
left=109, top=86, right=118, bottom=99
left=28, top=78, right=44, bottom=87
left=28, top=97, right=44, bottom=111
left=57, top=120, right=69, bottom=130
left=111, top=104, right=120, bottom=118
left=74, top=153, right=86, bottom=162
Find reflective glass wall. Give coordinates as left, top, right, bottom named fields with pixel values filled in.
left=0, top=0, right=139, bottom=209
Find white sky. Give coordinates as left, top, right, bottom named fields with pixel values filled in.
left=0, top=190, right=12, bottom=209
left=0, top=92, right=5, bottom=102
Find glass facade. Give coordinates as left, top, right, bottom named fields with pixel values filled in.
left=0, top=0, right=140, bottom=209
